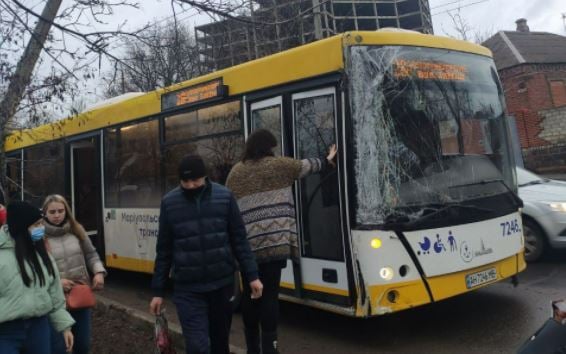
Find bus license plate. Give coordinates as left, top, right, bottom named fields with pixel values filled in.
left=465, top=268, right=497, bottom=289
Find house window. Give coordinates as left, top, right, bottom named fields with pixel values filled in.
left=517, top=81, right=527, bottom=93
left=550, top=80, right=566, bottom=107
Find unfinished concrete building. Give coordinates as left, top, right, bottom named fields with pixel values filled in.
left=195, top=0, right=433, bottom=70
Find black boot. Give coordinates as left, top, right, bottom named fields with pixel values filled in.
left=245, top=328, right=260, bottom=354
left=261, top=331, right=279, bottom=354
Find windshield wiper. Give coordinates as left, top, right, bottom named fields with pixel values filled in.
left=383, top=203, right=495, bottom=230
left=449, top=178, right=523, bottom=208
left=518, top=180, right=545, bottom=187
left=410, top=204, right=494, bottom=227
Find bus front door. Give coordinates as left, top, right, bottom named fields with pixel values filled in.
left=291, top=88, right=350, bottom=306
left=69, top=137, right=104, bottom=259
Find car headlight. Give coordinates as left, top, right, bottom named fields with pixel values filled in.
left=547, top=202, right=566, bottom=212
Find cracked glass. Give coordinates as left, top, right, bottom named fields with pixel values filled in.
left=348, top=46, right=515, bottom=226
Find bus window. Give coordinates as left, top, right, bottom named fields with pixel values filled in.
left=163, top=135, right=244, bottom=191
left=251, top=97, right=283, bottom=156
left=6, top=152, right=22, bottom=201
left=164, top=111, right=199, bottom=142
left=164, top=101, right=240, bottom=142
left=23, top=141, right=65, bottom=207
left=104, top=119, right=161, bottom=208
left=163, top=100, right=244, bottom=191
left=293, top=88, right=344, bottom=261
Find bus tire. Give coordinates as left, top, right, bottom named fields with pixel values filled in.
left=232, top=271, right=242, bottom=312
left=523, top=218, right=546, bottom=262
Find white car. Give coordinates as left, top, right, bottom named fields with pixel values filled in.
left=517, top=167, right=566, bottom=261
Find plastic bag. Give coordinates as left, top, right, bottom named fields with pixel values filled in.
left=154, top=311, right=176, bottom=354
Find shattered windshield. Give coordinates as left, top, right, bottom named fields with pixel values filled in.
left=348, top=46, right=516, bottom=226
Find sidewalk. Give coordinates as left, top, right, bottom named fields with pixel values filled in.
left=95, top=291, right=246, bottom=354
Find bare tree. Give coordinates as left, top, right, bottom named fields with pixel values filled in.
left=0, top=0, right=313, bottom=201
left=0, top=0, right=144, bottom=202
left=444, top=7, right=494, bottom=44
left=104, top=20, right=202, bottom=96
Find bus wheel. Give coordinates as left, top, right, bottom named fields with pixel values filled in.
left=232, top=271, right=242, bottom=312
left=523, top=218, right=545, bottom=262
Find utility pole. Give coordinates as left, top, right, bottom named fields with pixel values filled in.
left=562, top=13, right=566, bottom=32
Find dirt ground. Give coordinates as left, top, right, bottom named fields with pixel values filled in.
left=91, top=305, right=157, bottom=354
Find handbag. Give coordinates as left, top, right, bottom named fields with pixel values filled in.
left=65, top=284, right=96, bottom=310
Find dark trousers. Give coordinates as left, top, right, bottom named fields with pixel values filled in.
left=173, top=284, right=234, bottom=354
left=242, top=261, right=284, bottom=334
left=50, top=308, right=91, bottom=354
left=0, top=315, right=50, bottom=354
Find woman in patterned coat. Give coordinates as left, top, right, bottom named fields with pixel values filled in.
left=226, top=129, right=336, bottom=354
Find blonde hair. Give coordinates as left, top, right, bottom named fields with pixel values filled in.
left=42, top=194, right=87, bottom=241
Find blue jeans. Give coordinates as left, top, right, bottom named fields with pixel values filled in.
left=0, top=315, right=51, bottom=354
left=173, top=284, right=234, bottom=354
left=51, top=308, right=91, bottom=354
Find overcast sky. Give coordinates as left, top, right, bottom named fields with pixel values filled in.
left=102, top=0, right=566, bottom=40
left=28, top=0, right=566, bottom=109
left=121, top=0, right=566, bottom=38
left=429, top=0, right=565, bottom=37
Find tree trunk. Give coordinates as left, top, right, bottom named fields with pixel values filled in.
left=0, top=0, right=63, bottom=202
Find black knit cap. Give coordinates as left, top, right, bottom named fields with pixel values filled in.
left=178, top=155, right=206, bottom=181
left=7, top=201, right=43, bottom=231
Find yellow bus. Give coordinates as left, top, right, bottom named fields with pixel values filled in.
left=3, top=30, right=526, bottom=317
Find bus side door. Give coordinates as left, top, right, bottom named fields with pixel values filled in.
left=68, top=136, right=104, bottom=259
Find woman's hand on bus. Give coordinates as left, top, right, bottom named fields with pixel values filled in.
left=150, top=297, right=163, bottom=315
left=61, top=279, right=75, bottom=292
left=249, top=279, right=263, bottom=299
left=327, top=144, right=337, bottom=167
left=63, top=329, right=74, bottom=352
left=92, top=273, right=104, bottom=290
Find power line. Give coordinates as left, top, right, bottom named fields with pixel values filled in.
left=432, top=0, right=490, bottom=16
left=431, top=0, right=464, bottom=10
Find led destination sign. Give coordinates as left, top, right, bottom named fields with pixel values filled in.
left=394, top=59, right=468, bottom=81
left=161, top=78, right=228, bottom=111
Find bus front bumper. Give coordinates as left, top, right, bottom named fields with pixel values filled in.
left=367, top=252, right=525, bottom=316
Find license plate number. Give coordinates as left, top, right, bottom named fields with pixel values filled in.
left=465, top=268, right=497, bottom=289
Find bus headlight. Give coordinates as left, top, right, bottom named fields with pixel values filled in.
left=380, top=267, right=394, bottom=281
left=370, top=238, right=382, bottom=249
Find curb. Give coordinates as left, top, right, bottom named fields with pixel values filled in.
left=95, top=294, right=246, bottom=354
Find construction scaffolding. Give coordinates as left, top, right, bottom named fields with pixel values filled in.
left=195, top=0, right=433, bottom=71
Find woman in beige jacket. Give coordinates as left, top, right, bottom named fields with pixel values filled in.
left=43, top=194, right=106, bottom=354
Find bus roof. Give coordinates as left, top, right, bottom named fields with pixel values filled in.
left=4, top=31, right=492, bottom=152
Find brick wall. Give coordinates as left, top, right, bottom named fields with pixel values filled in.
left=550, top=81, right=566, bottom=106
left=500, top=64, right=566, bottom=172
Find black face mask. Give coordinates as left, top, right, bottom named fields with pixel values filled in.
left=181, top=185, right=205, bottom=199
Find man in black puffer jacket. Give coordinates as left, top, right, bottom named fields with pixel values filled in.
left=150, top=155, right=263, bottom=354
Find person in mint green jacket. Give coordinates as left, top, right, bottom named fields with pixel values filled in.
left=0, top=201, right=75, bottom=354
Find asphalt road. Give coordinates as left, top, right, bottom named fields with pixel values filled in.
left=103, top=251, right=566, bottom=354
